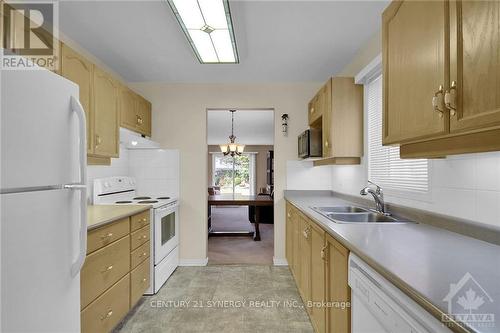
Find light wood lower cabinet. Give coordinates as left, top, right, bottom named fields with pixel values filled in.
left=326, top=234, right=350, bottom=333
left=285, top=202, right=350, bottom=333
left=81, top=275, right=130, bottom=333
left=81, top=210, right=151, bottom=333
left=130, top=258, right=151, bottom=306
left=298, top=215, right=312, bottom=307
left=86, top=218, right=130, bottom=254
left=310, top=222, right=327, bottom=333
left=81, top=236, right=130, bottom=309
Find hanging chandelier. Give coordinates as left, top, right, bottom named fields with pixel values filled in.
left=220, top=110, right=244, bottom=157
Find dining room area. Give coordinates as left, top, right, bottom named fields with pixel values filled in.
left=206, top=109, right=275, bottom=264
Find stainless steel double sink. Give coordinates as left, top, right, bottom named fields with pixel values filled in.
left=311, top=206, right=416, bottom=224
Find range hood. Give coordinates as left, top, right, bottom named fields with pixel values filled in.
left=120, top=128, right=160, bottom=149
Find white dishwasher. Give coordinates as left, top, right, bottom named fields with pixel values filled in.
left=348, top=254, right=453, bottom=333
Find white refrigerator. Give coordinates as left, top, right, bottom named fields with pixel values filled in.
left=1, top=70, right=87, bottom=332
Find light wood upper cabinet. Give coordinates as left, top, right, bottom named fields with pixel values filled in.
left=137, top=97, right=152, bottom=137
left=383, top=0, right=448, bottom=144
left=93, top=67, right=119, bottom=158
left=383, top=0, right=500, bottom=158
left=449, top=0, right=500, bottom=133
left=120, top=87, right=139, bottom=131
left=312, top=77, right=363, bottom=166
left=60, top=44, right=94, bottom=153
left=120, top=90, right=152, bottom=137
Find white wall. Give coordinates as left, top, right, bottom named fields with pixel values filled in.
left=130, top=82, right=321, bottom=263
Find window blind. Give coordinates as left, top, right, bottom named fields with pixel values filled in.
left=367, top=76, right=429, bottom=193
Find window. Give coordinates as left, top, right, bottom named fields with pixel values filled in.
left=212, top=153, right=256, bottom=195
left=367, top=76, right=429, bottom=193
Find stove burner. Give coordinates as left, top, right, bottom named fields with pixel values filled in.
left=115, top=201, right=132, bottom=204
left=157, top=197, right=171, bottom=200
left=133, top=196, right=151, bottom=200
left=138, top=200, right=158, bottom=204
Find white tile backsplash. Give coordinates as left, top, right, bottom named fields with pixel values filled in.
left=286, top=160, right=332, bottom=190
left=87, top=145, right=129, bottom=200
left=324, top=151, right=500, bottom=227
left=86, top=146, right=180, bottom=202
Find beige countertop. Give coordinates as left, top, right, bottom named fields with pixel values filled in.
left=285, top=190, right=500, bottom=333
left=87, top=205, right=150, bottom=230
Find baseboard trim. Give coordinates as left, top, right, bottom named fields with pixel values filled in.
left=273, top=257, right=288, bottom=266
left=179, top=258, right=209, bottom=266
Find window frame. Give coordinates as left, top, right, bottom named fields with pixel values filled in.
left=359, top=57, right=433, bottom=203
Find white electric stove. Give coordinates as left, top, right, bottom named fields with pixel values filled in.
left=93, top=176, right=179, bottom=295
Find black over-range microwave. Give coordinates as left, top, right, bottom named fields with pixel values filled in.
left=298, top=128, right=322, bottom=158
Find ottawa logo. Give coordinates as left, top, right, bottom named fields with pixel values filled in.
left=442, top=272, right=495, bottom=329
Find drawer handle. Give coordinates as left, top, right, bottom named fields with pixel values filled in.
left=101, top=265, right=113, bottom=273
left=142, top=252, right=147, bottom=257
left=100, top=309, right=113, bottom=321
left=142, top=278, right=147, bottom=283
left=138, top=235, right=147, bottom=240
left=100, top=232, right=113, bottom=240
left=142, top=218, right=147, bottom=222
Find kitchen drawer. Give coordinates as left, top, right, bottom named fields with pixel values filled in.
left=81, top=236, right=130, bottom=309
left=131, top=241, right=150, bottom=269
left=130, top=210, right=150, bottom=232
left=87, top=218, right=130, bottom=254
left=130, top=225, right=150, bottom=250
left=81, top=274, right=130, bottom=333
left=130, top=258, right=150, bottom=307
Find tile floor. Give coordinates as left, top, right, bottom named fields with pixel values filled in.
left=116, top=265, right=313, bottom=333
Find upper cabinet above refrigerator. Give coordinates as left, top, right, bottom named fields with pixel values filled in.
left=383, top=0, right=500, bottom=158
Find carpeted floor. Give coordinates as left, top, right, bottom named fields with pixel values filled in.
left=208, top=207, right=274, bottom=265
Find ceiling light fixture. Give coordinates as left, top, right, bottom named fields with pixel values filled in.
left=220, top=110, right=244, bottom=157
left=167, top=0, right=239, bottom=64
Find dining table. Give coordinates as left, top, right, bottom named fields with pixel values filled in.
left=207, top=194, right=274, bottom=241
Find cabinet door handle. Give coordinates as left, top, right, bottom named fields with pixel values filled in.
left=325, top=140, right=329, bottom=148
left=320, top=246, right=327, bottom=260
left=101, top=265, right=113, bottom=273
left=287, top=211, right=291, bottom=218
left=95, top=135, right=102, bottom=147
left=432, top=85, right=445, bottom=118
left=310, top=107, right=314, bottom=114
left=100, top=232, right=113, bottom=240
left=100, top=309, right=113, bottom=321
left=444, top=81, right=457, bottom=116
left=142, top=278, right=147, bottom=283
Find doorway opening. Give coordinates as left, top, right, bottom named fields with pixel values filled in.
left=206, top=109, right=275, bottom=264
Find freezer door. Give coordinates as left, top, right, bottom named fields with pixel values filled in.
left=1, top=70, right=82, bottom=190
left=1, top=189, right=81, bottom=333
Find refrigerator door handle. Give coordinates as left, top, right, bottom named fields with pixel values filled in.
left=66, top=184, right=87, bottom=277
left=70, top=96, right=87, bottom=185
left=69, top=96, right=88, bottom=277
